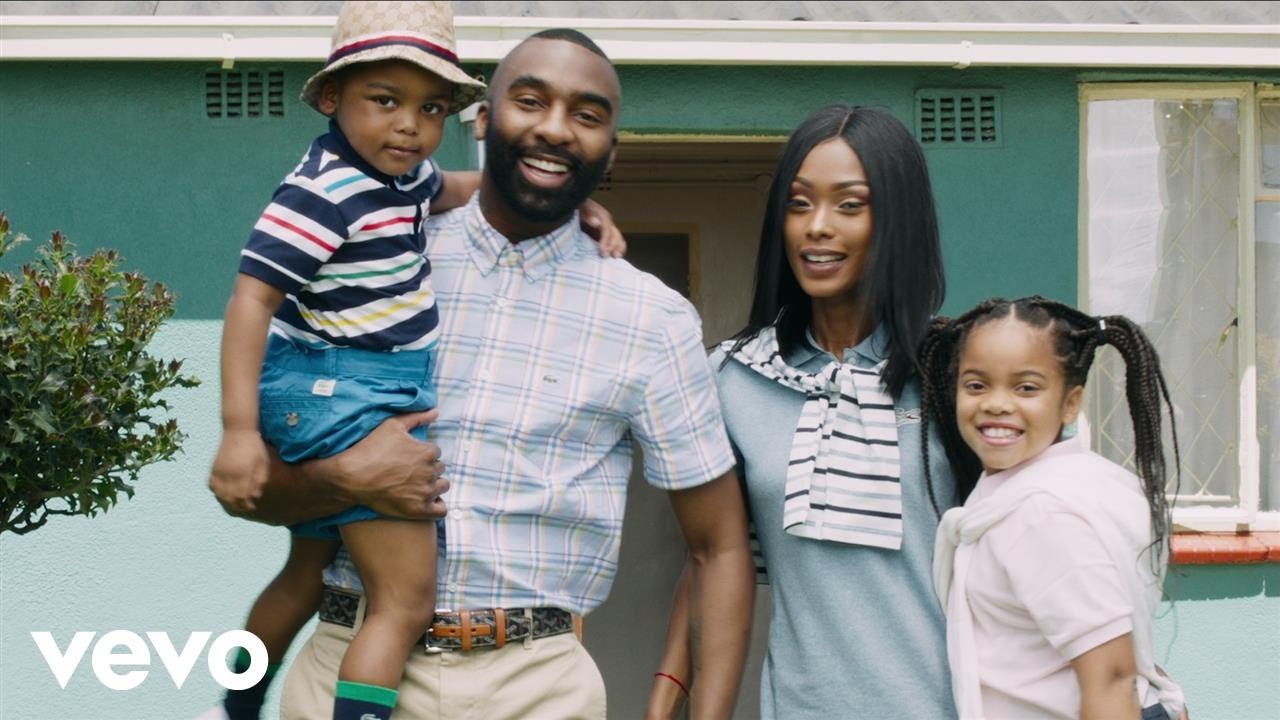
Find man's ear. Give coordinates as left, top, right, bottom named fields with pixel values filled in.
left=318, top=78, right=341, bottom=117
left=473, top=100, right=490, bottom=141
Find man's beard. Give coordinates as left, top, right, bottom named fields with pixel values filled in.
left=484, top=121, right=610, bottom=224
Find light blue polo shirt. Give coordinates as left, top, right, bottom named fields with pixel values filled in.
left=712, top=325, right=958, bottom=720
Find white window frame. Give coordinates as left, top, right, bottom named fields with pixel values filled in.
left=1078, top=81, right=1274, bottom=532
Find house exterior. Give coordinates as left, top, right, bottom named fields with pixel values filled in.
left=1, top=2, right=1277, bottom=718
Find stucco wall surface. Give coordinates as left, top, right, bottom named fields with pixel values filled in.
left=0, top=321, right=305, bottom=718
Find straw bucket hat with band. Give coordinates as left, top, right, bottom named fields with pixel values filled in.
left=300, top=0, right=486, bottom=115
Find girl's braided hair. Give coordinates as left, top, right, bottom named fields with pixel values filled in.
left=918, top=296, right=1180, bottom=558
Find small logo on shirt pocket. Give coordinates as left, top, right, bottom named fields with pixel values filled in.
left=896, top=407, right=921, bottom=425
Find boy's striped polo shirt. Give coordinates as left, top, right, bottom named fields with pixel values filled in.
left=239, top=122, right=443, bottom=351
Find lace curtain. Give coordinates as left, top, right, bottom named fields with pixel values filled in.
left=1085, top=97, right=1251, bottom=506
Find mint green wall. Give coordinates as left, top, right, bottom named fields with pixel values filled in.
left=482, top=63, right=1085, bottom=316
left=1160, top=566, right=1280, bottom=719
left=2, top=62, right=1084, bottom=317
left=2, top=61, right=1278, bottom=719
left=0, top=61, right=474, bottom=318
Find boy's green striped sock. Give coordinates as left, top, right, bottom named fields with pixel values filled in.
left=222, top=648, right=280, bottom=720
left=333, top=680, right=398, bottom=720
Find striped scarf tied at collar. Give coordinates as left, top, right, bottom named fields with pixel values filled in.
left=725, top=325, right=903, bottom=551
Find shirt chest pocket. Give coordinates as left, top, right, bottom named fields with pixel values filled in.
left=479, top=360, right=630, bottom=447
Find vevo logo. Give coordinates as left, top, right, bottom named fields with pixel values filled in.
left=31, top=630, right=267, bottom=690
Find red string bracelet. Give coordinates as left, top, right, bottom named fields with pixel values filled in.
left=654, top=671, right=690, bottom=697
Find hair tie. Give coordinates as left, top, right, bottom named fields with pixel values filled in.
left=1095, top=318, right=1108, bottom=345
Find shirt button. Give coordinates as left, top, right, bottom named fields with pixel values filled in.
left=447, top=582, right=459, bottom=592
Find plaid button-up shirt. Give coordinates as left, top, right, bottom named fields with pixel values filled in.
left=324, top=197, right=734, bottom=613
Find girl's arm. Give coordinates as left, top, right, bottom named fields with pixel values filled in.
left=208, top=274, right=284, bottom=513
left=436, top=170, right=626, bottom=256
left=666, top=470, right=754, bottom=720
left=1071, top=633, right=1140, bottom=720
left=647, top=469, right=752, bottom=720
left=646, top=564, right=692, bottom=720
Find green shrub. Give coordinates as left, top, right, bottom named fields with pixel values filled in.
left=0, top=214, right=200, bottom=534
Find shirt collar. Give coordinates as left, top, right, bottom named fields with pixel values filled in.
left=796, top=322, right=891, bottom=366
left=320, top=120, right=393, bottom=185
left=320, top=119, right=430, bottom=190
left=462, top=195, right=585, bottom=281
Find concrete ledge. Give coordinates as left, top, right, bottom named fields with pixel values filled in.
left=1171, top=532, right=1280, bottom=565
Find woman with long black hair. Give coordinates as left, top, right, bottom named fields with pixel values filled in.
left=647, top=105, right=957, bottom=720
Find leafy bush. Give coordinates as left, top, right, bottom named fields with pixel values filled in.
left=0, top=214, right=199, bottom=534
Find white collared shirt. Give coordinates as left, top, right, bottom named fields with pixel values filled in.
left=325, top=196, right=734, bottom=613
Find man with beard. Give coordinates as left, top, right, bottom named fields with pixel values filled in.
left=221, top=29, right=754, bottom=720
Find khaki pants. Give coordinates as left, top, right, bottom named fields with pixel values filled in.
left=279, top=619, right=607, bottom=720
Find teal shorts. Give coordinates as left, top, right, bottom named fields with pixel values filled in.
left=259, top=335, right=436, bottom=540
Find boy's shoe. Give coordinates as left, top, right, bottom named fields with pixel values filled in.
left=192, top=706, right=231, bottom=720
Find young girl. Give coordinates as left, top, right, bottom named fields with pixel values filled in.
left=921, top=296, right=1186, bottom=720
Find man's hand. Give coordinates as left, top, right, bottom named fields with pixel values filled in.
left=579, top=199, right=626, bottom=257
left=322, top=409, right=450, bottom=519
left=214, top=409, right=448, bottom=526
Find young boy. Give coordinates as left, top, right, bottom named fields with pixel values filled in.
left=206, top=3, right=619, bottom=719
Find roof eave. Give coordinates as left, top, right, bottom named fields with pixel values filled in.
left=2, top=16, right=1277, bottom=69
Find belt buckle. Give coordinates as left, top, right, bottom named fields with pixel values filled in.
left=422, top=630, right=448, bottom=653
left=423, top=608, right=450, bottom=654
left=421, top=607, right=521, bottom=653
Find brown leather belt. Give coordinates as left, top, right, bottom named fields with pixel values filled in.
left=319, top=586, right=580, bottom=652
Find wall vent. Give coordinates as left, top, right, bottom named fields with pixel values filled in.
left=915, top=89, right=1001, bottom=146
left=205, top=70, right=285, bottom=119
left=267, top=72, right=285, bottom=116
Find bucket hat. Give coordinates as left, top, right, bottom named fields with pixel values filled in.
left=301, top=0, right=486, bottom=115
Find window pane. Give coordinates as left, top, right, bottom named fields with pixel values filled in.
left=1262, top=98, right=1280, bottom=188
left=1085, top=98, right=1241, bottom=506
left=1260, top=98, right=1280, bottom=511
left=1259, top=198, right=1279, bottom=511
